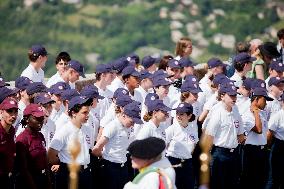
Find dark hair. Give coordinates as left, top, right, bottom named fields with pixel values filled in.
left=236, top=41, right=250, bottom=53
left=158, top=55, right=173, bottom=70
left=68, top=99, right=93, bottom=117
left=277, top=28, right=284, bottom=39
left=180, top=92, right=190, bottom=102
left=250, top=95, right=263, bottom=102
left=28, top=50, right=40, bottom=62
left=143, top=111, right=153, bottom=122
left=115, top=105, right=122, bottom=114
left=55, top=51, right=71, bottom=65
left=217, top=92, right=224, bottom=101
left=20, top=115, right=29, bottom=128
left=234, top=61, right=246, bottom=72
left=95, top=73, right=102, bottom=81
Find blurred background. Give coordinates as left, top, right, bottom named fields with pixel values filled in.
left=0, top=0, right=283, bottom=81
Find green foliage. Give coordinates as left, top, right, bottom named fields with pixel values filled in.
left=0, top=0, right=280, bottom=81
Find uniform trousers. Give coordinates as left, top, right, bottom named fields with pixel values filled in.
left=15, top=169, right=49, bottom=189
left=210, top=146, right=239, bottom=189
left=100, top=159, right=128, bottom=189
left=241, top=144, right=268, bottom=189
left=168, top=156, right=194, bottom=189
left=0, top=174, right=13, bottom=189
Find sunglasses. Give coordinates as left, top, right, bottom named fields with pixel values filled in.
left=5, top=108, right=18, bottom=114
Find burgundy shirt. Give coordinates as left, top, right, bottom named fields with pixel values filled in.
left=16, top=128, right=48, bottom=172
left=0, top=123, right=16, bottom=175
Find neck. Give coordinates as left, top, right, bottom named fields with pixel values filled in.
left=0, top=120, right=11, bottom=133
left=236, top=71, right=246, bottom=77
left=269, top=91, right=279, bottom=99
left=223, top=102, right=232, bottom=112
left=71, top=118, right=82, bottom=129
left=95, top=81, right=106, bottom=91
left=151, top=118, right=160, bottom=127
left=31, top=62, right=40, bottom=72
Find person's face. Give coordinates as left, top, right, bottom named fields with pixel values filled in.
left=166, top=67, right=181, bottom=80
left=279, top=38, right=284, bottom=48
left=147, top=64, right=157, bottom=73
left=42, top=103, right=53, bottom=117
left=155, top=85, right=170, bottom=99
left=92, top=98, right=98, bottom=109
left=0, top=108, right=18, bottom=126
left=183, top=41, right=193, bottom=56
left=56, top=60, right=68, bottom=75
left=214, top=65, right=224, bottom=75
left=238, top=86, right=250, bottom=97
left=154, top=110, right=169, bottom=123
left=39, top=55, right=48, bottom=68
left=142, top=78, right=153, bottom=90
left=20, top=90, right=30, bottom=101
left=256, top=96, right=267, bottom=110
left=51, top=94, right=62, bottom=108
left=271, top=83, right=284, bottom=97
left=103, top=72, right=115, bottom=85
left=185, top=92, right=198, bottom=104
left=222, top=93, right=237, bottom=108
left=244, top=62, right=253, bottom=72
left=126, top=76, right=140, bottom=90
left=122, top=114, right=134, bottom=128
left=183, top=66, right=194, bottom=76
left=131, top=156, right=151, bottom=169
left=176, top=112, right=191, bottom=127
left=270, top=70, right=283, bottom=78
left=28, top=115, right=45, bottom=132
left=74, top=106, right=90, bottom=123
left=69, top=69, right=80, bottom=83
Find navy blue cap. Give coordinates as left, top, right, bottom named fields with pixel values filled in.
left=280, top=93, right=284, bottom=101
left=139, top=70, right=153, bottom=80
left=116, top=94, right=133, bottom=107
left=184, top=74, right=199, bottom=83
left=26, top=82, right=47, bottom=95
left=113, top=88, right=129, bottom=99
left=179, top=57, right=197, bottom=67
left=34, top=93, right=55, bottom=105
left=122, top=66, right=141, bottom=77
left=152, top=70, right=169, bottom=79
left=269, top=59, right=284, bottom=72
left=168, top=59, right=181, bottom=69
left=144, top=93, right=159, bottom=107
left=213, top=74, right=233, bottom=86
left=0, top=77, right=10, bottom=88
left=268, top=77, right=284, bottom=87
left=152, top=75, right=172, bottom=87
left=219, top=83, right=238, bottom=95
left=141, top=56, right=159, bottom=69
left=181, top=80, right=202, bottom=93
left=95, top=64, right=113, bottom=74
left=174, top=102, right=194, bottom=114
left=127, top=53, right=140, bottom=64
left=207, top=58, right=225, bottom=69
left=30, top=44, right=48, bottom=56
left=68, top=60, right=86, bottom=78
left=0, top=87, right=16, bottom=103
left=112, top=57, right=129, bottom=73
left=251, top=87, right=273, bottom=101
left=147, top=99, right=171, bottom=112
left=123, top=101, right=143, bottom=124
left=80, top=85, right=104, bottom=99
left=242, top=78, right=254, bottom=90
left=251, top=79, right=266, bottom=89
left=49, top=82, right=71, bottom=95
left=68, top=96, right=90, bottom=111
left=15, top=76, right=32, bottom=90
left=61, top=89, right=80, bottom=101
left=233, top=52, right=256, bottom=64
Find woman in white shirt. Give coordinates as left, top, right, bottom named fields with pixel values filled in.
left=166, top=102, right=197, bottom=189
left=48, top=96, right=94, bottom=189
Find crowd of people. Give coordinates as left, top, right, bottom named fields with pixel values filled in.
left=0, top=28, right=284, bottom=189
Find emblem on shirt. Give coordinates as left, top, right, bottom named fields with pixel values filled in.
left=85, top=135, right=91, bottom=145
left=42, top=141, right=46, bottom=147
left=189, top=134, right=195, bottom=142
left=233, top=120, right=240, bottom=128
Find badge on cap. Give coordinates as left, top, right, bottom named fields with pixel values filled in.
left=150, top=96, right=155, bottom=100
left=0, top=78, right=3, bottom=81
left=232, top=86, right=236, bottom=90
left=192, top=78, right=196, bottom=82
left=58, top=86, right=63, bottom=90
left=122, top=90, right=127, bottom=94
left=175, top=61, right=179, bottom=65
left=38, top=107, right=44, bottom=111
left=276, top=77, right=280, bottom=80
left=179, top=103, right=184, bottom=108
left=127, top=57, right=131, bottom=62
left=261, top=83, right=265, bottom=88
left=194, top=84, right=197, bottom=88
left=10, top=100, right=15, bottom=105
left=279, top=63, right=283, bottom=67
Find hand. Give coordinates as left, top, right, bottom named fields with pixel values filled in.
left=51, top=165, right=60, bottom=172
left=250, top=104, right=260, bottom=113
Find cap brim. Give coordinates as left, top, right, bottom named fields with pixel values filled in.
left=161, top=106, right=172, bottom=112
left=97, top=95, right=104, bottom=100
left=132, top=117, right=143, bottom=124
left=227, top=91, right=238, bottom=96
left=41, top=99, right=55, bottom=105
left=264, top=96, right=274, bottom=101
left=80, top=72, right=86, bottom=78
left=32, top=112, right=46, bottom=117
left=249, top=57, right=257, bottom=62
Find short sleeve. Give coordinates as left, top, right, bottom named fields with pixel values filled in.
left=49, top=129, right=66, bottom=151
left=102, top=122, right=117, bottom=139
left=136, top=127, right=151, bottom=140
left=205, top=111, right=221, bottom=137
left=242, top=112, right=255, bottom=132
left=165, top=125, right=174, bottom=145
left=268, top=112, right=279, bottom=132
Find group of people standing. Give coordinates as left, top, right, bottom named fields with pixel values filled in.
left=0, top=28, right=284, bottom=189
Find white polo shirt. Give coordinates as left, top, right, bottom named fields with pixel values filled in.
left=230, top=72, right=243, bottom=88
left=166, top=121, right=198, bottom=159
left=268, top=108, right=284, bottom=141
left=197, top=85, right=214, bottom=110
left=134, top=86, right=148, bottom=105
left=49, top=105, right=64, bottom=123
left=265, top=94, right=282, bottom=121
left=199, top=73, right=210, bottom=92
left=107, top=77, right=125, bottom=93
left=243, top=110, right=268, bottom=145
left=50, top=121, right=91, bottom=165
left=100, top=103, right=116, bottom=128
left=21, top=64, right=44, bottom=83
left=41, top=118, right=56, bottom=149
left=102, top=118, right=130, bottom=163
left=136, top=120, right=166, bottom=142
left=205, top=103, right=244, bottom=149
left=203, top=92, right=218, bottom=111
left=93, top=85, right=113, bottom=122
left=14, top=100, right=26, bottom=135
left=236, top=95, right=251, bottom=117
left=84, top=110, right=99, bottom=142
left=46, top=72, right=61, bottom=87
left=202, top=101, right=223, bottom=130
left=55, top=113, right=70, bottom=131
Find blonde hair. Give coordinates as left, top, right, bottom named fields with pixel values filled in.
left=175, top=37, right=192, bottom=57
